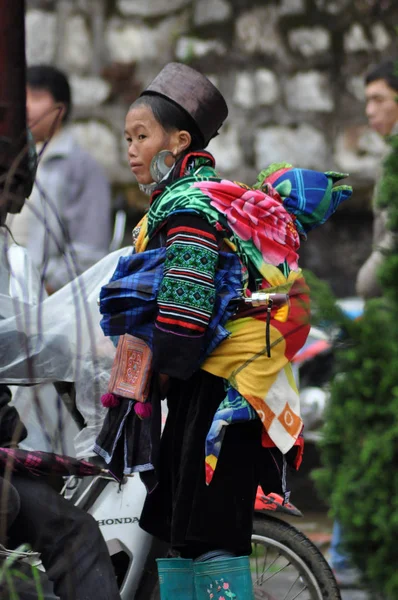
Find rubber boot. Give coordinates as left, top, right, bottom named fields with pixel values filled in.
left=157, top=558, right=196, bottom=599
left=193, top=556, right=254, bottom=599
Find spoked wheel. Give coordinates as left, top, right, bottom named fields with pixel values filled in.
left=252, top=515, right=341, bottom=600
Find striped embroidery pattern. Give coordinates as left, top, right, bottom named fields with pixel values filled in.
left=157, top=225, right=218, bottom=334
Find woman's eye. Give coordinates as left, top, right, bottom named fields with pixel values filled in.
left=138, top=134, right=146, bottom=140
left=125, top=137, right=132, bottom=143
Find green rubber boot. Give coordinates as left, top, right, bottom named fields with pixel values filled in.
left=157, top=558, right=196, bottom=599
left=193, top=556, right=254, bottom=599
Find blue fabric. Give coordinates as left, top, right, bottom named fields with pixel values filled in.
left=271, top=169, right=352, bottom=236
left=205, top=388, right=258, bottom=474
left=99, top=248, right=166, bottom=347
left=99, top=247, right=244, bottom=360
left=202, top=251, right=243, bottom=358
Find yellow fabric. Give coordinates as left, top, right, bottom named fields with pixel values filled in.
left=202, top=268, right=308, bottom=453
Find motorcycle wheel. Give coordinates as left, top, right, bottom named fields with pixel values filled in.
left=252, top=514, right=341, bottom=599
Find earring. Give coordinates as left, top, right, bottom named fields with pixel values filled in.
left=150, top=150, right=175, bottom=183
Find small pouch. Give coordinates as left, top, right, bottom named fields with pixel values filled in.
left=108, top=334, right=152, bottom=402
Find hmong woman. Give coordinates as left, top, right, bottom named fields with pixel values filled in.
left=95, top=62, right=352, bottom=599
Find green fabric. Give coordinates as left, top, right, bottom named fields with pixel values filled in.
left=148, top=171, right=221, bottom=237
left=158, top=278, right=216, bottom=314
left=193, top=556, right=254, bottom=600
left=157, top=558, right=196, bottom=599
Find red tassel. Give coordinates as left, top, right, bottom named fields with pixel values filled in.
left=101, top=393, right=120, bottom=408
left=134, top=402, right=152, bottom=420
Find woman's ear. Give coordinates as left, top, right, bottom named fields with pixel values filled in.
left=171, top=130, right=192, bottom=155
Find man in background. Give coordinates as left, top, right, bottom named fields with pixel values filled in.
left=7, top=65, right=112, bottom=293
left=330, top=58, right=398, bottom=589
left=356, top=58, right=398, bottom=299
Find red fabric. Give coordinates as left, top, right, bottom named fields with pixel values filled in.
left=134, top=402, right=152, bottom=419
left=101, top=392, right=120, bottom=408
left=195, top=179, right=300, bottom=270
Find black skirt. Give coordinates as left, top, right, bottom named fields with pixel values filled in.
left=139, top=369, right=267, bottom=557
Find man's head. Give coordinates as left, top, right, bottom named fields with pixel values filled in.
left=26, top=65, right=72, bottom=143
left=365, top=59, right=398, bottom=137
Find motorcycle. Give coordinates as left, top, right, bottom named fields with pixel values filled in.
left=0, top=448, right=341, bottom=600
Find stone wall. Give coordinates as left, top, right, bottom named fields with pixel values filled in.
left=25, top=0, right=398, bottom=295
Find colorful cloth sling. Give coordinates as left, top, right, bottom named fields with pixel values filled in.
left=99, top=153, right=352, bottom=484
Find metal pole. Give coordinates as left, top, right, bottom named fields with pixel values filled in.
left=0, top=0, right=31, bottom=220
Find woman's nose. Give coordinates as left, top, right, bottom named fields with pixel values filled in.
left=128, top=144, right=137, bottom=158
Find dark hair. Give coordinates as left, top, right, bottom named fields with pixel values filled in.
left=131, top=94, right=205, bottom=151
left=27, top=65, right=72, bottom=123
left=365, top=59, right=398, bottom=92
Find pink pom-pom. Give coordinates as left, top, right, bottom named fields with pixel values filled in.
left=101, top=393, right=120, bottom=408
left=134, top=402, right=152, bottom=420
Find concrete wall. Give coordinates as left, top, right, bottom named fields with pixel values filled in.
left=25, top=0, right=398, bottom=295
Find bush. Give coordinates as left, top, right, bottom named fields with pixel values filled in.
left=313, top=133, right=398, bottom=597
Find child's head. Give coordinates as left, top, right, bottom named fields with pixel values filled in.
left=124, top=62, right=228, bottom=186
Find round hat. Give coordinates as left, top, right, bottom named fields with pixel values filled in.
left=141, top=62, right=228, bottom=146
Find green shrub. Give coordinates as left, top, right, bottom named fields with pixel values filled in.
left=312, top=132, right=398, bottom=597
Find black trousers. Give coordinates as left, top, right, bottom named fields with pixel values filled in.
left=4, top=473, right=121, bottom=600
left=140, top=370, right=263, bottom=558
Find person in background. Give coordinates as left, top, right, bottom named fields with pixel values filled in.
left=356, top=58, right=398, bottom=299
left=330, top=58, right=398, bottom=589
left=7, top=65, right=112, bottom=294
left=1, top=129, right=120, bottom=599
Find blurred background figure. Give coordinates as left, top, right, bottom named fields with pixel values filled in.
left=330, top=57, right=398, bottom=589
left=5, top=65, right=112, bottom=455
left=356, top=58, right=398, bottom=299
left=7, top=65, right=112, bottom=294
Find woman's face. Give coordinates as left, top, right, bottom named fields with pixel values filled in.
left=125, top=105, right=180, bottom=185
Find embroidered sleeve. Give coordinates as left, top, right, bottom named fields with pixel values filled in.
left=153, top=213, right=219, bottom=379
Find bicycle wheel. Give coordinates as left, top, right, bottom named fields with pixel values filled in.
left=252, top=515, right=341, bottom=600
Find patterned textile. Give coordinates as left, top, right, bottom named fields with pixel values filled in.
left=99, top=247, right=243, bottom=357
left=254, top=163, right=352, bottom=238
left=138, top=165, right=311, bottom=484
left=146, top=176, right=300, bottom=275
left=99, top=248, right=165, bottom=345
left=202, top=268, right=310, bottom=483
left=204, top=387, right=257, bottom=483
left=96, top=247, right=244, bottom=477
left=157, top=224, right=218, bottom=335
left=0, top=447, right=106, bottom=478
left=107, top=334, right=152, bottom=401
left=97, top=152, right=352, bottom=484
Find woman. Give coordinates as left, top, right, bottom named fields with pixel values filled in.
left=96, top=62, right=352, bottom=599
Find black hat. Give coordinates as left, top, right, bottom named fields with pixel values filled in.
left=141, top=62, right=228, bottom=146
